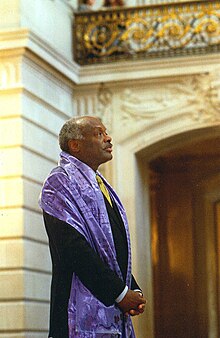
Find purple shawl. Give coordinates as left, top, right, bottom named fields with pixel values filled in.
left=39, top=151, right=135, bottom=337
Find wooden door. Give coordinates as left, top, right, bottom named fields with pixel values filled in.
left=150, top=160, right=220, bottom=338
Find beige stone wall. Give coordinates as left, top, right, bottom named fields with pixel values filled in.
left=0, top=1, right=75, bottom=335
left=0, top=10, right=74, bottom=336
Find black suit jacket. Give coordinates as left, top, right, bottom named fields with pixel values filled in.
left=43, top=195, right=140, bottom=337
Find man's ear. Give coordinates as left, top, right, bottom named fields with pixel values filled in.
left=68, top=139, right=80, bottom=153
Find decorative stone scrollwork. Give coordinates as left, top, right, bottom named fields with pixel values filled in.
left=0, top=61, right=21, bottom=89
left=74, top=84, right=113, bottom=131
left=119, top=72, right=220, bottom=128
left=190, top=73, right=220, bottom=122
left=97, top=83, right=113, bottom=131
left=120, top=88, right=166, bottom=121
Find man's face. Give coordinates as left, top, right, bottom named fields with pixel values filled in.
left=77, top=117, right=113, bottom=171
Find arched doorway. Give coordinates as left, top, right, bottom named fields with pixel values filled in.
left=146, top=131, right=220, bottom=338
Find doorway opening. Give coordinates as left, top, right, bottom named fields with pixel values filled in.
left=147, top=135, right=220, bottom=338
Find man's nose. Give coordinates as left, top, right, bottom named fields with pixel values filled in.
left=105, top=133, right=112, bottom=142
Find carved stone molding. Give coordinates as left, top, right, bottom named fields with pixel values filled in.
left=97, top=83, right=113, bottom=131
left=74, top=83, right=114, bottom=132
left=0, top=60, right=22, bottom=89
left=176, top=73, right=220, bottom=123
left=119, top=72, right=220, bottom=136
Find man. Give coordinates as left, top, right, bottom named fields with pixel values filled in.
left=39, top=116, right=146, bottom=337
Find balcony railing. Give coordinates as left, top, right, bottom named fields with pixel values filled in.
left=73, top=0, right=220, bottom=65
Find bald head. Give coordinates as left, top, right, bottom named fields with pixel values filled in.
left=58, top=115, right=113, bottom=171
left=59, top=116, right=102, bottom=153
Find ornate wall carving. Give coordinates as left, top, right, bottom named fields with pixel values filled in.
left=74, top=0, right=220, bottom=65
left=0, top=59, right=21, bottom=89
left=115, top=71, right=220, bottom=142
left=74, top=83, right=114, bottom=131
left=97, top=83, right=113, bottom=131
left=74, top=69, right=220, bottom=146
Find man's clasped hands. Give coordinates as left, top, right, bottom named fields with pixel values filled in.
left=118, top=289, right=146, bottom=316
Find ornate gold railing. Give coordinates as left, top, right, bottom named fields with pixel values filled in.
left=73, top=0, right=220, bottom=65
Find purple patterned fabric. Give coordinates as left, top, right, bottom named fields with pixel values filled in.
left=39, top=151, right=135, bottom=337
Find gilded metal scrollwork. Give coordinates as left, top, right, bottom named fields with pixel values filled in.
left=74, top=1, right=220, bottom=64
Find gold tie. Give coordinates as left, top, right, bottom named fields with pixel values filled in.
left=96, top=174, right=113, bottom=207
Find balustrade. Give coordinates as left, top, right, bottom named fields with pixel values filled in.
left=73, top=0, right=220, bottom=65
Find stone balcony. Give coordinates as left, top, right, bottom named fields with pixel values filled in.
left=73, top=0, right=220, bottom=65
